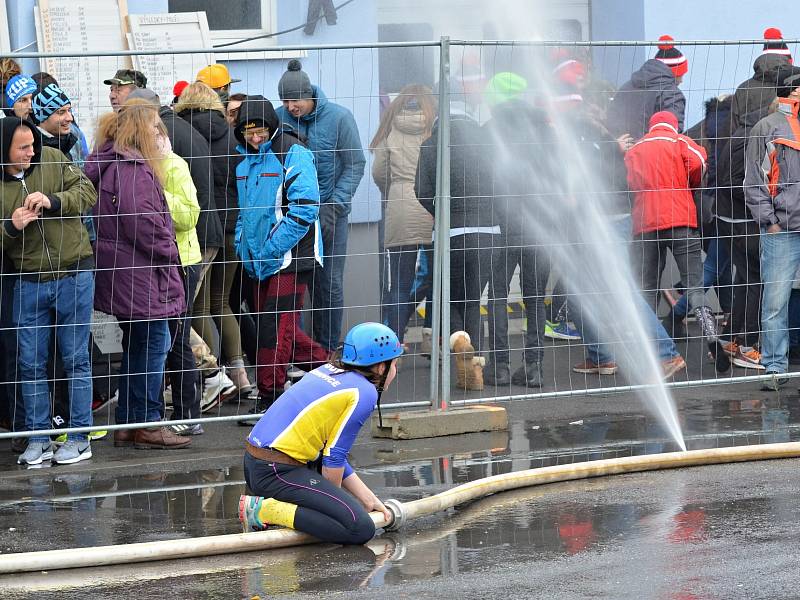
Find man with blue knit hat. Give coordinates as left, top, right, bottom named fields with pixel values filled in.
left=276, top=59, right=366, bottom=353
left=31, top=83, right=78, bottom=162
left=5, top=75, right=37, bottom=120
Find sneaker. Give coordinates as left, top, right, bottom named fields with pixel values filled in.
left=286, top=365, right=307, bottom=381
left=572, top=360, right=619, bottom=375
left=238, top=494, right=269, bottom=532
left=56, top=429, right=108, bottom=445
left=662, top=355, right=686, bottom=379
left=544, top=320, right=581, bottom=341
left=760, top=371, right=788, bottom=392
left=722, top=341, right=739, bottom=357
left=91, top=392, right=111, bottom=413
left=17, top=441, right=54, bottom=465
left=169, top=423, right=205, bottom=436
left=732, top=347, right=765, bottom=370
left=200, top=371, right=227, bottom=413
left=53, top=440, right=92, bottom=465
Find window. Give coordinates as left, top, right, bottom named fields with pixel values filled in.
left=168, top=0, right=276, bottom=47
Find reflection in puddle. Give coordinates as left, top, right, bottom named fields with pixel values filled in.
left=0, top=396, right=798, bottom=596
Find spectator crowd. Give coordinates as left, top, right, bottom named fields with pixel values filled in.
left=2, top=27, right=800, bottom=465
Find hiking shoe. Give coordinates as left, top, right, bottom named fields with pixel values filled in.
left=572, top=360, right=619, bottom=375
left=17, top=441, right=54, bottom=465
left=544, top=320, right=581, bottom=341
left=169, top=423, right=205, bottom=436
left=484, top=363, right=511, bottom=386
left=662, top=355, right=686, bottom=379
left=732, top=347, right=765, bottom=370
left=239, top=494, right=269, bottom=532
left=760, top=372, right=788, bottom=392
left=53, top=440, right=92, bottom=465
left=511, top=362, right=544, bottom=387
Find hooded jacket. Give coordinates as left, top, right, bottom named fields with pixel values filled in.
left=730, top=53, right=790, bottom=130
left=162, top=151, right=201, bottom=266
left=416, top=113, right=495, bottom=231
left=177, top=107, right=242, bottom=233
left=235, top=126, right=322, bottom=281
left=371, top=108, right=433, bottom=248
left=276, top=85, right=365, bottom=213
left=0, top=118, right=96, bottom=280
left=625, top=114, right=707, bottom=236
left=744, top=98, right=800, bottom=231
left=37, top=127, right=78, bottom=161
left=607, top=59, right=686, bottom=139
left=159, top=105, right=223, bottom=250
left=481, top=100, right=565, bottom=241
left=85, top=141, right=185, bottom=320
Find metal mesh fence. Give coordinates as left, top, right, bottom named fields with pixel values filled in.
left=1, top=37, right=800, bottom=443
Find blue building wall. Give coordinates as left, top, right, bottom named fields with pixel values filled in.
left=592, top=0, right=800, bottom=127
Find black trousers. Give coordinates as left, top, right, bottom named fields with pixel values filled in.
left=716, top=218, right=762, bottom=347
left=449, top=233, right=494, bottom=352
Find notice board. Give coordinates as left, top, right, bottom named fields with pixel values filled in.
left=34, top=0, right=132, bottom=145
left=127, top=12, right=214, bottom=104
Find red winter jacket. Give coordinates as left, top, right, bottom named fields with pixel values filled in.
left=625, top=119, right=707, bottom=236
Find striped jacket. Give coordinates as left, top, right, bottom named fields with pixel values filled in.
left=625, top=118, right=706, bottom=236
left=744, top=98, right=800, bottom=230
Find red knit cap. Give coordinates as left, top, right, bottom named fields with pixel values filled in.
left=762, top=27, right=793, bottom=62
left=654, top=35, right=688, bottom=78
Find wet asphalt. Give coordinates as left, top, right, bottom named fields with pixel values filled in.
left=1, top=336, right=800, bottom=598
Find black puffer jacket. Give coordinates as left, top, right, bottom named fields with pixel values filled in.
left=178, top=108, right=242, bottom=233
left=415, top=113, right=494, bottom=230
left=607, top=59, right=686, bottom=139
left=159, top=106, right=223, bottom=250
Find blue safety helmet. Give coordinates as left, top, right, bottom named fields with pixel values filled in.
left=340, top=323, right=403, bottom=367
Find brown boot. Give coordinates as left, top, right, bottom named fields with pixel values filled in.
left=113, top=429, right=135, bottom=448
left=450, top=331, right=485, bottom=391
left=134, top=427, right=192, bottom=449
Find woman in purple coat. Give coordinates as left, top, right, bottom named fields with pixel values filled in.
left=85, top=98, right=190, bottom=450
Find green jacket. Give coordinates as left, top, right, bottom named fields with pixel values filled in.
left=0, top=129, right=97, bottom=281
left=162, top=151, right=201, bottom=266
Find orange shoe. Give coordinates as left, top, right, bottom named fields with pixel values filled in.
left=732, top=347, right=765, bottom=370
left=662, top=355, right=686, bottom=379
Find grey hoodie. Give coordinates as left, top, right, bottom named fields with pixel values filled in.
left=607, top=59, right=686, bottom=139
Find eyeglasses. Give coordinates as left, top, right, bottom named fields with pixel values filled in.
left=243, top=128, right=269, bottom=139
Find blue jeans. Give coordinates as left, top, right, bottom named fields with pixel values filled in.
left=382, top=244, right=431, bottom=343
left=312, top=205, right=348, bottom=351
left=672, top=237, right=733, bottom=317
left=13, top=271, right=94, bottom=443
left=760, top=229, right=800, bottom=373
left=574, top=217, right=678, bottom=364
left=116, top=319, right=172, bottom=424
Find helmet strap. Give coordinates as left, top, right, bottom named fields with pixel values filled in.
left=375, top=359, right=392, bottom=429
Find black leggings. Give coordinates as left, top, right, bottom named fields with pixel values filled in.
left=243, top=452, right=375, bottom=545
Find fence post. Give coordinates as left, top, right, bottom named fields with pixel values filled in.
left=430, top=36, right=451, bottom=409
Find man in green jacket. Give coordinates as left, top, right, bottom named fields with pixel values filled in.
left=0, top=117, right=97, bottom=465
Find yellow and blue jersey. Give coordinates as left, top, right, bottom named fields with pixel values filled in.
left=247, top=364, right=378, bottom=479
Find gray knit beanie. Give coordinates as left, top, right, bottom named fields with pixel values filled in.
left=278, top=59, right=314, bottom=100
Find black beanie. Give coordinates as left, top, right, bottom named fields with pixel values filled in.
left=234, top=95, right=279, bottom=144
left=278, top=59, right=314, bottom=101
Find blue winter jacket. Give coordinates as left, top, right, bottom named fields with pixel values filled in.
left=276, top=86, right=365, bottom=214
left=235, top=131, right=322, bottom=281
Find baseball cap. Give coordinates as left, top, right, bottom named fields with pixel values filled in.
left=104, top=69, right=148, bottom=88
left=126, top=87, right=161, bottom=106
left=196, top=64, right=241, bottom=89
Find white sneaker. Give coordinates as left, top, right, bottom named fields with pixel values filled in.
left=200, top=370, right=231, bottom=413
left=219, top=367, right=238, bottom=400
left=286, top=365, right=307, bottom=381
